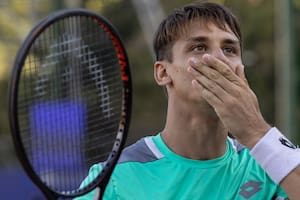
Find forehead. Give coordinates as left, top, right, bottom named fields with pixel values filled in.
left=179, top=20, right=239, bottom=42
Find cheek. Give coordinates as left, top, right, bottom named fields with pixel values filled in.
left=172, top=55, right=198, bottom=82
left=173, top=64, right=193, bottom=86
left=181, top=62, right=194, bottom=79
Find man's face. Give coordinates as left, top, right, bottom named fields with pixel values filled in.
left=167, top=21, right=243, bottom=104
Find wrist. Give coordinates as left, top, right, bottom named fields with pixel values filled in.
left=239, top=123, right=271, bottom=149
left=250, top=127, right=300, bottom=184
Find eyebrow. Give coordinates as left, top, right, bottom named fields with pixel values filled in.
left=186, top=36, right=240, bottom=45
left=186, top=36, right=208, bottom=43
left=223, top=38, right=240, bottom=46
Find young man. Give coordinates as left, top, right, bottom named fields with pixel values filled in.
left=76, top=1, right=300, bottom=199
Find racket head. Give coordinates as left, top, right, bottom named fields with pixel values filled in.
left=8, top=8, right=131, bottom=198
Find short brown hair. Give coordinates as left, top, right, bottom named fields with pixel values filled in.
left=153, top=1, right=242, bottom=62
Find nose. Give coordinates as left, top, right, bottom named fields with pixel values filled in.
left=210, top=48, right=227, bottom=62
left=207, top=48, right=234, bottom=70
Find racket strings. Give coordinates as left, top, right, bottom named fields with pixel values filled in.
left=31, top=32, right=121, bottom=104
left=17, top=15, right=124, bottom=193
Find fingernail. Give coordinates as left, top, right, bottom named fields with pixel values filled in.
left=203, top=54, right=212, bottom=61
left=187, top=67, right=198, bottom=76
left=189, top=57, right=199, bottom=65
left=191, top=79, right=197, bottom=86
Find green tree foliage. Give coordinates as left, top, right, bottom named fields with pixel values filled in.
left=227, top=0, right=276, bottom=123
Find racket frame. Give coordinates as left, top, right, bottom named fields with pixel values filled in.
left=8, top=8, right=131, bottom=199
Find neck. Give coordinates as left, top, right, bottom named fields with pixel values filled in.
left=161, top=97, right=228, bottom=160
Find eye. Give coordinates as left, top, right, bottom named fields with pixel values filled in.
left=223, top=46, right=237, bottom=55
left=192, top=44, right=207, bottom=52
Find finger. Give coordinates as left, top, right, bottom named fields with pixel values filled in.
left=188, top=57, right=207, bottom=71
left=189, top=68, right=230, bottom=103
left=192, top=79, right=223, bottom=107
left=202, top=54, right=241, bottom=84
left=188, top=62, right=239, bottom=96
left=235, top=64, right=249, bottom=85
left=192, top=64, right=237, bottom=90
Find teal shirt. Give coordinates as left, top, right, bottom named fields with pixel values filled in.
left=75, top=134, right=288, bottom=199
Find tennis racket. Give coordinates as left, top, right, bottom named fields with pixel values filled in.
left=8, top=8, right=131, bottom=199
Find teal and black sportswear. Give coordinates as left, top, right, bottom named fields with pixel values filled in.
left=75, top=133, right=288, bottom=200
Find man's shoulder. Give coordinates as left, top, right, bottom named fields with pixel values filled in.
left=118, top=136, right=164, bottom=164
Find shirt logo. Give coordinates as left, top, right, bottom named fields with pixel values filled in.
left=239, top=180, right=263, bottom=199
left=279, top=137, right=297, bottom=149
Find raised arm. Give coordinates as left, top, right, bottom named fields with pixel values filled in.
left=188, top=54, right=300, bottom=199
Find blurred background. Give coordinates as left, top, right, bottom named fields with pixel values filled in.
left=0, top=0, right=299, bottom=199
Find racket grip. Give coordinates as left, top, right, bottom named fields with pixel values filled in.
left=93, top=187, right=101, bottom=200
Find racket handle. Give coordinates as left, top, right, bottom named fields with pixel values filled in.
left=93, top=187, right=101, bottom=200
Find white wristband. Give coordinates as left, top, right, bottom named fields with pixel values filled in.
left=250, top=127, right=300, bottom=184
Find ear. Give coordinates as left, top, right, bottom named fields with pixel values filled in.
left=154, top=61, right=172, bottom=86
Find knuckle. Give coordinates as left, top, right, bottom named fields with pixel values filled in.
left=223, top=68, right=232, bottom=76
left=212, top=59, right=218, bottom=66
left=207, top=82, right=217, bottom=90
left=210, top=71, right=219, bottom=80
left=232, top=88, right=242, bottom=98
